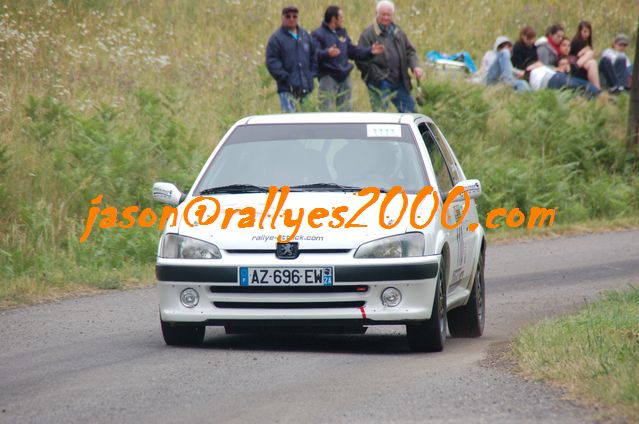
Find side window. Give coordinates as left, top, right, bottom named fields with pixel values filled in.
left=418, top=123, right=453, bottom=195
left=427, top=123, right=461, bottom=184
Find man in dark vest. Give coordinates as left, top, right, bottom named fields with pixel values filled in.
left=356, top=0, right=423, bottom=113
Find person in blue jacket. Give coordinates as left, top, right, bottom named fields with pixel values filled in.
left=312, top=6, right=384, bottom=111
left=266, top=6, right=318, bottom=113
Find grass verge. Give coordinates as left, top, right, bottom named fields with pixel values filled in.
left=0, top=263, right=153, bottom=310
left=486, top=216, right=639, bottom=243
left=512, top=286, right=639, bottom=422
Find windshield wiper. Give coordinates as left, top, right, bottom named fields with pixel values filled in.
left=199, top=184, right=269, bottom=195
left=290, top=183, right=386, bottom=192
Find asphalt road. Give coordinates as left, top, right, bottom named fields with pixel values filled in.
left=1, top=230, right=638, bottom=423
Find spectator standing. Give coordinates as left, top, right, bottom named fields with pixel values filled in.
left=537, top=24, right=564, bottom=66
left=512, top=26, right=539, bottom=71
left=599, top=33, right=632, bottom=92
left=569, top=21, right=600, bottom=90
left=312, top=6, right=384, bottom=111
left=355, top=0, right=423, bottom=113
left=266, top=6, right=318, bottom=113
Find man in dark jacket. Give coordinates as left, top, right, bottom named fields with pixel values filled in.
left=266, top=6, right=318, bottom=113
left=312, top=6, right=384, bottom=111
left=356, top=0, right=423, bottom=113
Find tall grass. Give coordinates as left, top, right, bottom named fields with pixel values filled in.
left=0, top=0, right=637, bottom=304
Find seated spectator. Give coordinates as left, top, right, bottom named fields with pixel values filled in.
left=528, top=56, right=600, bottom=97
left=569, top=21, right=601, bottom=89
left=475, top=36, right=530, bottom=91
left=558, top=36, right=597, bottom=86
left=512, top=26, right=539, bottom=71
left=600, top=33, right=633, bottom=93
left=558, top=37, right=572, bottom=64
left=537, top=24, right=564, bottom=67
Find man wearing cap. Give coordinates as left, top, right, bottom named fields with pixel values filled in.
left=599, top=34, right=633, bottom=93
left=355, top=0, right=423, bottom=113
left=475, top=35, right=530, bottom=92
left=312, top=6, right=384, bottom=111
left=266, top=6, right=318, bottom=112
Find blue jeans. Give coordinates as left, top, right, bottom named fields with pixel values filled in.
left=279, top=92, right=307, bottom=113
left=486, top=49, right=530, bottom=92
left=367, top=79, right=416, bottom=113
left=599, top=57, right=632, bottom=89
left=548, top=72, right=600, bottom=97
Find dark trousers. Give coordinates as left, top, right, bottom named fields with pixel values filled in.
left=547, top=73, right=600, bottom=97
left=599, top=57, right=632, bottom=89
left=366, top=79, right=416, bottom=113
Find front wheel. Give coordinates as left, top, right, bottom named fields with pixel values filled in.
left=406, top=257, right=447, bottom=352
left=448, top=249, right=485, bottom=338
left=161, top=320, right=205, bottom=346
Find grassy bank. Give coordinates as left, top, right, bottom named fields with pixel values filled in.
left=512, top=286, right=639, bottom=421
left=0, top=1, right=638, bottom=306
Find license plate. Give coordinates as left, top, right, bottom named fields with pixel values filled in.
left=239, top=267, right=334, bottom=286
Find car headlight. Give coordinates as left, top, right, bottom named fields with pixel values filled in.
left=160, top=234, right=221, bottom=259
left=354, top=233, right=425, bottom=259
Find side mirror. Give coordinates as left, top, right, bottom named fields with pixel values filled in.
left=447, top=179, right=481, bottom=201
left=152, top=182, right=185, bottom=206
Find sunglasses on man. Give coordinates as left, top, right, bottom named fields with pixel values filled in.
left=285, top=14, right=298, bottom=19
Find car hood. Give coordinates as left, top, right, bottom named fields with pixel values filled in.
left=175, top=192, right=437, bottom=250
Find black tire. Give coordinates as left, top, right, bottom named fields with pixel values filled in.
left=161, top=320, right=205, bottom=346
left=448, top=249, right=485, bottom=338
left=406, top=257, right=447, bottom=352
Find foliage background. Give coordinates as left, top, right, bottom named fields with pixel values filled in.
left=0, top=0, right=638, bottom=305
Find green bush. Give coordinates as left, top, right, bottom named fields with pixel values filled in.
left=1, top=91, right=202, bottom=281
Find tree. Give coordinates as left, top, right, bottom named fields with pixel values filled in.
left=628, top=19, right=639, bottom=154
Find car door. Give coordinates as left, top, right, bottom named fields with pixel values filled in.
left=427, top=123, right=478, bottom=289
left=428, top=123, right=479, bottom=286
left=417, top=122, right=461, bottom=293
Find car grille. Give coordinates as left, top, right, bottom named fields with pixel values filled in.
left=223, top=249, right=351, bottom=254
left=213, top=301, right=365, bottom=309
left=209, top=285, right=368, bottom=294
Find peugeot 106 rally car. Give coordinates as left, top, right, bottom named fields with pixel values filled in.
left=153, top=113, right=486, bottom=352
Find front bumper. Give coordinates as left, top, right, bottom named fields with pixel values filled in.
left=157, top=253, right=440, bottom=325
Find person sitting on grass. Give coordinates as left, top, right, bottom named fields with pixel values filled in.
left=536, top=23, right=564, bottom=67
left=512, top=26, right=539, bottom=71
left=599, top=33, right=633, bottom=93
left=476, top=35, right=530, bottom=91
left=559, top=37, right=583, bottom=76
left=527, top=56, right=600, bottom=98
left=568, top=21, right=601, bottom=90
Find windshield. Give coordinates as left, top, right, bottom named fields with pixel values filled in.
left=194, top=123, right=429, bottom=194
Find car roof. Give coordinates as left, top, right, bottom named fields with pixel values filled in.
left=242, top=112, right=433, bottom=126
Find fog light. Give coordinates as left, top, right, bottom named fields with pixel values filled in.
left=180, top=288, right=199, bottom=308
left=381, top=287, right=402, bottom=307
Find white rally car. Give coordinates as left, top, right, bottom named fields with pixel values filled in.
left=153, top=113, right=486, bottom=352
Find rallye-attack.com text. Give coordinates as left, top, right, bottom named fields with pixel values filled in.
left=79, top=186, right=557, bottom=243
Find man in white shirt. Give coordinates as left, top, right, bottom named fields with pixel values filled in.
left=599, top=33, right=632, bottom=93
